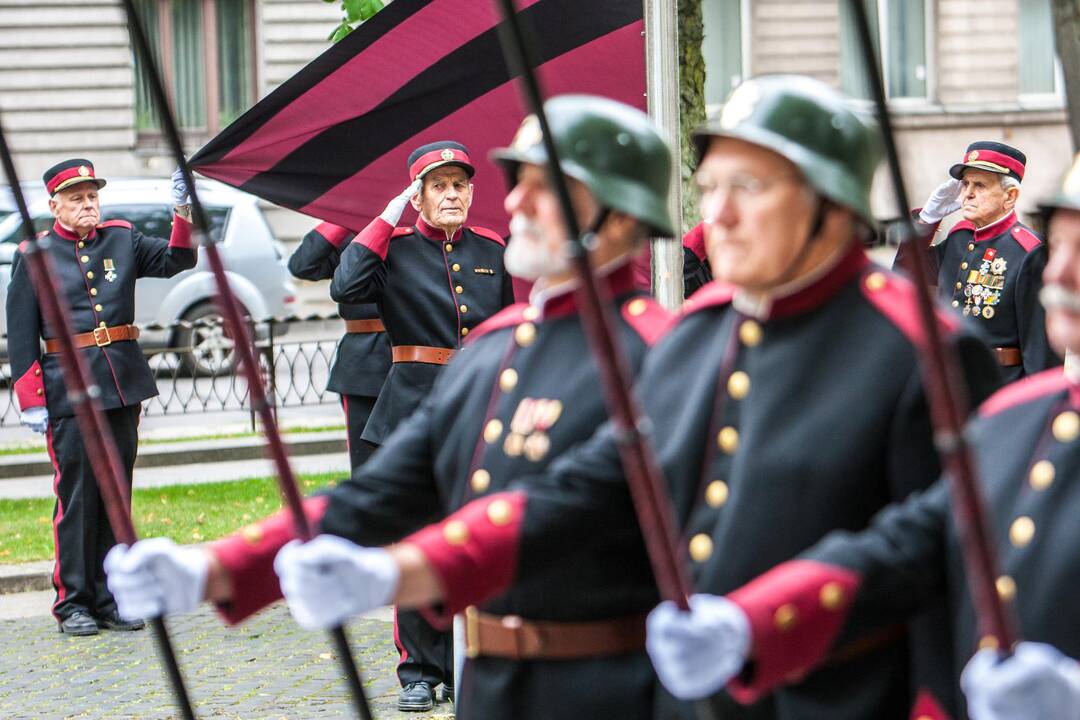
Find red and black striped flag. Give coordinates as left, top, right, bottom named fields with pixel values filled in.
left=190, top=0, right=645, bottom=234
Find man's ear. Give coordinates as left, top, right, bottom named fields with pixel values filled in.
left=48, top=197, right=59, bottom=218
left=464, top=182, right=475, bottom=209
left=1004, top=186, right=1020, bottom=210
left=409, top=186, right=423, bottom=212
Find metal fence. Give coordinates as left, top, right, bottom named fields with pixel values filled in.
left=0, top=315, right=343, bottom=428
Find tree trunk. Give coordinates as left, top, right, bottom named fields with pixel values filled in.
left=1053, top=0, right=1080, bottom=152
left=678, top=0, right=706, bottom=231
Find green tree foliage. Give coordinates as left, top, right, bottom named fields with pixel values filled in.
left=678, top=0, right=705, bottom=231
left=326, top=0, right=385, bottom=42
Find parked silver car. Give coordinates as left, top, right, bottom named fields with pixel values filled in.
left=0, top=177, right=296, bottom=374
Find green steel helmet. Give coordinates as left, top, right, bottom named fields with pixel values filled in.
left=1039, top=152, right=1080, bottom=217
left=693, top=75, right=883, bottom=224
left=491, top=94, right=675, bottom=237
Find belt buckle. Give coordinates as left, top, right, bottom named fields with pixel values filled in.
left=465, top=606, right=479, bottom=658
left=93, top=327, right=112, bottom=347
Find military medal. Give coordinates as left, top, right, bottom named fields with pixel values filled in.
left=961, top=247, right=1006, bottom=320
left=104, top=258, right=117, bottom=283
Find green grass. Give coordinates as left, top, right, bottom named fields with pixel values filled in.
left=0, top=472, right=342, bottom=564
left=0, top=424, right=346, bottom=457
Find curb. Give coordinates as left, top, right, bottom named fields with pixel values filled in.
left=0, top=561, right=53, bottom=595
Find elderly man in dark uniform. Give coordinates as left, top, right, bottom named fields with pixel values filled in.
left=644, top=153, right=1080, bottom=720
left=287, top=223, right=390, bottom=468
left=8, top=159, right=196, bottom=636
left=105, top=95, right=673, bottom=717
left=901, top=141, right=1058, bottom=381
left=282, top=76, right=1003, bottom=720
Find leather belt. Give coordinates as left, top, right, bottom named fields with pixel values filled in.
left=464, top=607, right=646, bottom=660
left=345, top=319, right=385, bottom=334
left=392, top=345, right=455, bottom=365
left=45, top=324, right=139, bottom=354
left=994, top=346, right=1022, bottom=367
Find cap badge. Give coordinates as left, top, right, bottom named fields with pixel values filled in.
left=968, top=150, right=980, bottom=162
left=440, top=149, right=456, bottom=161
left=77, top=166, right=90, bottom=177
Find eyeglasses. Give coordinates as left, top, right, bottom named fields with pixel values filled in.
left=694, top=172, right=800, bottom=204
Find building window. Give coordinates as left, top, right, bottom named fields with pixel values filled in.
left=1018, top=0, right=1058, bottom=98
left=703, top=0, right=746, bottom=107
left=839, top=0, right=929, bottom=101
left=133, top=0, right=255, bottom=137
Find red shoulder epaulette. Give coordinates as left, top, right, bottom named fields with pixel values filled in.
left=946, top=220, right=976, bottom=237
left=680, top=281, right=736, bottom=317
left=682, top=222, right=706, bottom=261
left=978, top=367, right=1068, bottom=418
left=17, top=239, right=29, bottom=253
left=392, top=226, right=413, bottom=238
left=1010, top=224, right=1043, bottom=253
left=910, top=690, right=950, bottom=720
left=98, top=219, right=133, bottom=230
left=620, top=296, right=673, bottom=347
left=469, top=226, right=506, bottom=247
left=464, top=303, right=528, bottom=345
left=859, top=268, right=958, bottom=348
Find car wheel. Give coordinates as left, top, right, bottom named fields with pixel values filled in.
left=176, top=301, right=237, bottom=377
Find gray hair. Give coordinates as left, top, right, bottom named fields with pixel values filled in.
left=1000, top=175, right=1021, bottom=192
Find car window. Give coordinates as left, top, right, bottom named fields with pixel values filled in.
left=105, top=204, right=229, bottom=244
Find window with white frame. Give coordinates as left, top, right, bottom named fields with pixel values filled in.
left=702, top=0, right=746, bottom=107
left=839, top=0, right=930, bottom=101
left=1018, top=0, right=1059, bottom=99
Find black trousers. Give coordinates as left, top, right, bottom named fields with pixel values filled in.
left=47, top=404, right=140, bottom=621
left=394, top=606, right=453, bottom=688
left=341, top=394, right=377, bottom=470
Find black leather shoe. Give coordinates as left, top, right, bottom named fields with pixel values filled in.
left=397, top=681, right=434, bottom=712
left=439, top=684, right=454, bottom=703
left=58, top=610, right=99, bottom=636
left=95, top=610, right=145, bottom=631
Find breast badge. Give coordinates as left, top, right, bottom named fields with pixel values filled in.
left=104, top=258, right=117, bottom=283
left=962, top=247, right=1005, bottom=320
left=504, top=397, right=563, bottom=462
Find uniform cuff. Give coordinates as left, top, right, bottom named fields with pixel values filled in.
left=169, top=213, right=194, bottom=249
left=210, top=495, right=329, bottom=625
left=404, top=491, right=526, bottom=616
left=726, top=560, right=860, bottom=703
left=315, top=222, right=352, bottom=248
left=14, top=360, right=45, bottom=410
left=353, top=218, right=395, bottom=261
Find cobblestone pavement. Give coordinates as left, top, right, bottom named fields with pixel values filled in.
left=0, top=600, right=454, bottom=720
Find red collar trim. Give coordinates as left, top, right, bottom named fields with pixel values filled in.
left=52, top=220, right=94, bottom=242
left=766, top=243, right=870, bottom=319
left=416, top=216, right=462, bottom=243
left=973, top=211, right=1018, bottom=243
left=537, top=262, right=640, bottom=320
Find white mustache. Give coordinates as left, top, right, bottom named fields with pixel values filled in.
left=1040, top=284, right=1080, bottom=313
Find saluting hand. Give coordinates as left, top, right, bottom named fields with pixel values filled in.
left=919, top=177, right=963, bottom=223
left=171, top=166, right=191, bottom=207
left=646, top=594, right=752, bottom=700
left=104, top=538, right=209, bottom=620
left=962, top=642, right=1080, bottom=720
left=379, top=178, right=423, bottom=226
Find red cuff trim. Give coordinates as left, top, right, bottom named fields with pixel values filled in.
left=169, top=214, right=193, bottom=249
left=211, top=495, right=328, bottom=625
left=405, top=491, right=526, bottom=616
left=14, top=361, right=45, bottom=410
left=315, top=222, right=352, bottom=248
left=353, top=218, right=396, bottom=260
left=726, top=560, right=860, bottom=703
left=910, top=689, right=952, bottom=720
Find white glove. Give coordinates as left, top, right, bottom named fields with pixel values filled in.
left=646, top=594, right=752, bottom=700
left=379, top=178, right=423, bottom=225
left=961, top=642, right=1080, bottom=720
left=171, top=166, right=190, bottom=207
left=20, top=406, right=48, bottom=434
left=104, top=538, right=209, bottom=620
left=918, top=178, right=963, bottom=223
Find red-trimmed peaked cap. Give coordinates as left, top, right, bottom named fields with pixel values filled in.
left=949, top=141, right=1026, bottom=183
left=43, top=158, right=107, bottom=196
left=408, top=141, right=475, bottom=182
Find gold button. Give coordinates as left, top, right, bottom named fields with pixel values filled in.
left=705, top=480, right=729, bottom=508
left=78, top=242, right=85, bottom=249
left=99, top=321, right=106, bottom=328
left=87, top=271, right=94, bottom=279
left=978, top=634, right=1000, bottom=651
left=717, top=426, right=739, bottom=454
left=461, top=327, right=469, bottom=336
left=483, top=419, right=503, bottom=444
left=94, top=304, right=103, bottom=312
left=774, top=604, right=798, bottom=631
left=515, top=322, right=536, bottom=347
left=739, top=320, right=762, bottom=347
left=90, top=288, right=98, bottom=296
left=80, top=255, right=89, bottom=263
left=452, top=263, right=461, bottom=272
left=820, top=582, right=846, bottom=610
left=522, top=306, right=540, bottom=321
left=36, top=388, right=43, bottom=396
left=487, top=499, right=513, bottom=526
left=444, top=243, right=453, bottom=252
left=627, top=298, right=648, bottom=316
left=996, top=575, right=1017, bottom=602
left=955, top=282, right=962, bottom=290
left=499, top=368, right=518, bottom=392
left=471, top=469, right=491, bottom=493
left=961, top=262, right=968, bottom=270
left=455, top=285, right=464, bottom=294
left=503, top=432, right=525, bottom=457
left=1029, top=460, right=1055, bottom=491
left=864, top=272, right=887, bottom=291
left=1009, top=516, right=1035, bottom=548
left=727, top=371, right=750, bottom=399
left=443, top=520, right=469, bottom=545
left=688, top=533, right=713, bottom=562
left=241, top=524, right=263, bottom=545
left=967, top=243, right=975, bottom=251
left=34, top=368, right=41, bottom=376
left=459, top=304, right=468, bottom=314
left=951, top=300, right=960, bottom=307
left=1052, top=411, right=1079, bottom=442
left=523, top=432, right=550, bottom=462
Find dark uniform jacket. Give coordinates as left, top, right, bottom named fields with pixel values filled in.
left=210, top=262, right=670, bottom=719
left=330, top=215, right=514, bottom=444
left=399, top=243, right=1003, bottom=720
left=717, top=367, right=1080, bottom=719
left=9, top=217, right=196, bottom=418
left=683, top=222, right=712, bottom=298
left=287, top=222, right=390, bottom=398
left=901, top=211, right=1057, bottom=382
